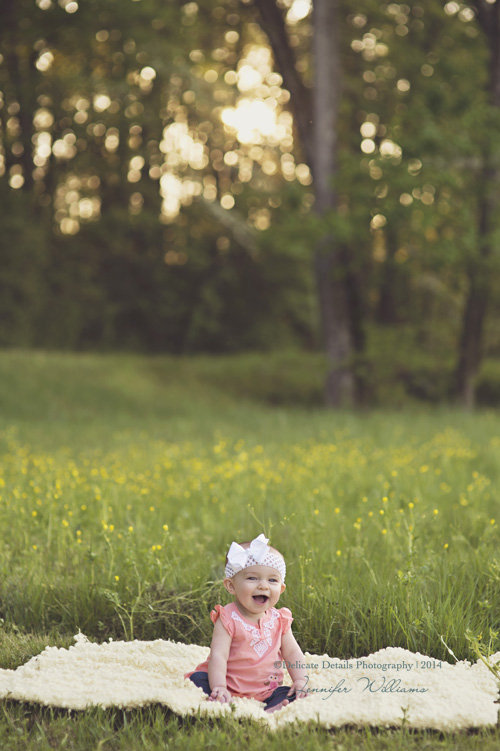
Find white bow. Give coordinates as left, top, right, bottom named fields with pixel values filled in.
left=226, top=533, right=269, bottom=571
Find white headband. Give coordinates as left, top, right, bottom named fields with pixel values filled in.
left=225, top=534, right=286, bottom=582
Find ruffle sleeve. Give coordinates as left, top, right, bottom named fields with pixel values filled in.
left=210, top=604, right=235, bottom=637
left=279, top=607, right=293, bottom=634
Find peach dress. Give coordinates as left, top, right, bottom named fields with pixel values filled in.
left=185, top=602, right=293, bottom=701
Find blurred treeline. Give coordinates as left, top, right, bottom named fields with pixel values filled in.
left=1, top=0, right=500, bottom=402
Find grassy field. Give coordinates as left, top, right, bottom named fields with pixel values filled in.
left=1, top=349, right=500, bottom=749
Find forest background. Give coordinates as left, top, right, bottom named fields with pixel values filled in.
left=2, top=0, right=500, bottom=409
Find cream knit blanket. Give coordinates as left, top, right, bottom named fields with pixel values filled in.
left=0, top=634, right=498, bottom=731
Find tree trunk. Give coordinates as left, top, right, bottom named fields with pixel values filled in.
left=455, top=260, right=489, bottom=409
left=312, top=0, right=355, bottom=406
left=251, top=0, right=358, bottom=406
left=377, top=226, right=399, bottom=325
left=455, top=1, right=500, bottom=407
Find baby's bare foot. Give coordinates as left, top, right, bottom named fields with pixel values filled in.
left=265, top=698, right=289, bottom=713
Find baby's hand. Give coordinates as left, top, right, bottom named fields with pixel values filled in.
left=288, top=678, right=309, bottom=699
left=208, top=686, right=232, bottom=704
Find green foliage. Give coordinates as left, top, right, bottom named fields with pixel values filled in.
left=476, top=360, right=500, bottom=406
left=2, top=0, right=500, bottom=399
left=0, top=191, right=50, bottom=347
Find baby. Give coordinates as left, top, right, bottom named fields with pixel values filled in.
left=186, top=533, right=309, bottom=712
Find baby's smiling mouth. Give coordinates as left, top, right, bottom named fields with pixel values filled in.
left=253, top=595, right=269, bottom=604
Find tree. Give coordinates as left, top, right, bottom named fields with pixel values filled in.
left=455, top=0, right=500, bottom=407
left=251, top=0, right=359, bottom=406
left=0, top=0, right=317, bottom=352
left=313, top=0, right=359, bottom=406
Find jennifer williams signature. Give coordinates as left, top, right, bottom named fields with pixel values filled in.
left=295, top=675, right=430, bottom=700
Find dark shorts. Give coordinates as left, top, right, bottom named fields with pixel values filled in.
left=189, top=671, right=297, bottom=710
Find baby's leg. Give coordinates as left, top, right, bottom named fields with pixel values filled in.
left=264, top=686, right=296, bottom=713
left=188, top=671, right=211, bottom=696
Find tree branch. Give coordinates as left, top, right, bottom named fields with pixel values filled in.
left=249, top=0, right=314, bottom=171
left=201, top=198, right=259, bottom=255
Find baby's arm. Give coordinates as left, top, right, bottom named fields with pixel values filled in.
left=280, top=629, right=309, bottom=699
left=207, top=617, right=233, bottom=703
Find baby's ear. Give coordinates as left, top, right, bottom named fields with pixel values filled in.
left=223, top=577, right=236, bottom=594
left=280, top=583, right=286, bottom=594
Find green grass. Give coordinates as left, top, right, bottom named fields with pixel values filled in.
left=3, top=702, right=500, bottom=751
left=1, top=349, right=500, bottom=749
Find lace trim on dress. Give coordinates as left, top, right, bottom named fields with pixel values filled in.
left=231, top=608, right=280, bottom=657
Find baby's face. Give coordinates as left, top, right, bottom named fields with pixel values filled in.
left=224, top=564, right=285, bottom=619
